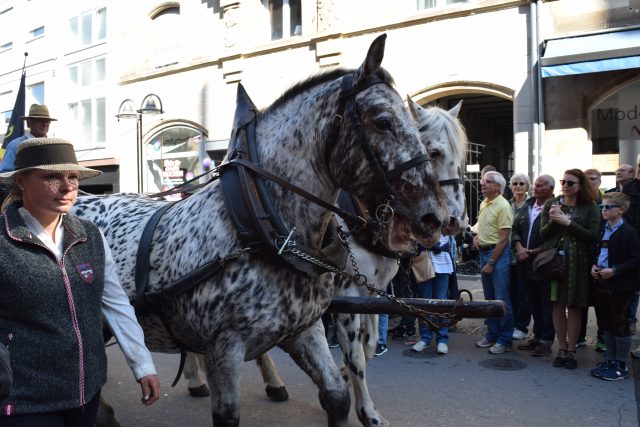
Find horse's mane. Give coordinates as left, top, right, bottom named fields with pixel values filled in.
left=422, top=105, right=468, bottom=166
left=260, top=67, right=395, bottom=117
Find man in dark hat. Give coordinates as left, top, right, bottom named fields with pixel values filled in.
left=0, top=103, right=57, bottom=172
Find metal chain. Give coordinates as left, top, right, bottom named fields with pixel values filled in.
left=275, top=229, right=466, bottom=332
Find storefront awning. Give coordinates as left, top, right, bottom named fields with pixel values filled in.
left=541, top=29, right=640, bottom=78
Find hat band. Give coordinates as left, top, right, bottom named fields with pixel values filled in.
left=14, top=143, right=78, bottom=171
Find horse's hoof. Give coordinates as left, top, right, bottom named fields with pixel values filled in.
left=188, top=384, right=210, bottom=397
left=265, top=385, right=289, bottom=402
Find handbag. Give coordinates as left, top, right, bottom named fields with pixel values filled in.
left=532, top=240, right=566, bottom=281
left=411, top=250, right=436, bottom=283
left=0, top=342, right=12, bottom=400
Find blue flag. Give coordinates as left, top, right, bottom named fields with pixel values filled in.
left=2, top=72, right=26, bottom=149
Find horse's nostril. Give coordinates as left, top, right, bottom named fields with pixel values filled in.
left=420, top=213, right=442, bottom=230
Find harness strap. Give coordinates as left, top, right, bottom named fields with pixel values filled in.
left=387, top=154, right=428, bottom=180
left=324, top=74, right=354, bottom=168
left=438, top=178, right=464, bottom=186
left=135, top=202, right=176, bottom=314
left=224, top=158, right=367, bottom=230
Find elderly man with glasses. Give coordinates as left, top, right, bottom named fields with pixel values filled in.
left=607, top=164, right=635, bottom=193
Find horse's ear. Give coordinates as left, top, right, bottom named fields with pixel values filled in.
left=407, top=97, right=421, bottom=120
left=353, top=33, right=387, bottom=84
left=449, top=100, right=463, bottom=118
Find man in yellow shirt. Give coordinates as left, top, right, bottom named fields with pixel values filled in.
left=473, top=171, right=514, bottom=354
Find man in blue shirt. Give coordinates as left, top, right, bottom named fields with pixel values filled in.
left=1, top=104, right=56, bottom=172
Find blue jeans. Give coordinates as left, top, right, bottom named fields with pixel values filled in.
left=630, top=292, right=639, bottom=325
left=416, top=273, right=450, bottom=344
left=378, top=314, right=388, bottom=345
left=480, top=248, right=514, bottom=346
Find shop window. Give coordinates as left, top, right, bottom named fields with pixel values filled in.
left=144, top=125, right=208, bottom=196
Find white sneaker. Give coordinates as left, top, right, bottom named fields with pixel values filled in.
left=512, top=329, right=528, bottom=340
left=412, top=340, right=428, bottom=352
left=437, top=343, right=448, bottom=355
left=476, top=338, right=495, bottom=348
left=489, top=343, right=513, bottom=354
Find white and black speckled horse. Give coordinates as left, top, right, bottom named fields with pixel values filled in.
left=74, top=35, right=447, bottom=426
left=330, top=99, right=467, bottom=427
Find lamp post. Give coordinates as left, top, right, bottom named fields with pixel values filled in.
left=116, top=94, right=164, bottom=193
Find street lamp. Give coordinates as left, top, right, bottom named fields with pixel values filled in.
left=116, top=94, right=164, bottom=193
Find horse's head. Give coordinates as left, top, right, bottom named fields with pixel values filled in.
left=408, top=99, right=468, bottom=236
left=327, top=34, right=447, bottom=252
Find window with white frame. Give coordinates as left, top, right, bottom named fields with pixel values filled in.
left=417, top=0, right=467, bottom=9
left=67, top=97, right=106, bottom=146
left=29, top=26, right=44, bottom=39
left=69, top=6, right=107, bottom=47
left=262, top=0, right=301, bottom=41
left=28, top=82, right=44, bottom=106
left=68, top=58, right=107, bottom=89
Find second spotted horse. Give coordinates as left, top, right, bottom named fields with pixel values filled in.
left=182, top=99, right=468, bottom=427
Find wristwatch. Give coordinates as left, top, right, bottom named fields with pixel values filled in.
left=487, top=259, right=496, bottom=266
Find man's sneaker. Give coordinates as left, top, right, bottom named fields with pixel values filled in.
left=591, top=360, right=616, bottom=379
left=575, top=340, right=587, bottom=348
left=595, top=341, right=607, bottom=353
left=437, top=342, right=448, bottom=355
left=518, top=339, right=538, bottom=351
left=412, top=340, right=429, bottom=352
left=600, top=362, right=629, bottom=381
left=512, top=329, right=528, bottom=340
left=374, top=343, right=387, bottom=356
left=632, top=347, right=640, bottom=359
left=531, top=343, right=552, bottom=357
left=564, top=351, right=578, bottom=369
left=488, top=343, right=513, bottom=354
left=553, top=350, right=567, bottom=367
left=476, top=338, right=495, bottom=348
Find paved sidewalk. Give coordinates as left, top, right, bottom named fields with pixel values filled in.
left=102, top=274, right=639, bottom=426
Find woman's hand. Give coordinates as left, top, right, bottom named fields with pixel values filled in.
left=549, top=207, right=571, bottom=226
left=515, top=245, right=528, bottom=261
left=139, top=374, right=160, bottom=406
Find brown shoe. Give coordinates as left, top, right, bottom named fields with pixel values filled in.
left=518, top=339, right=538, bottom=351
left=531, top=343, right=552, bottom=357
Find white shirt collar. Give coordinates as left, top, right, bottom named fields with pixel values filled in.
left=17, top=207, right=64, bottom=260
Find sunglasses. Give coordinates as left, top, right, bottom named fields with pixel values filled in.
left=559, top=180, right=578, bottom=187
left=600, top=204, right=621, bottom=210
left=511, top=182, right=526, bottom=186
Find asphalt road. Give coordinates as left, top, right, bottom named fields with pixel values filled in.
left=102, top=276, right=639, bottom=426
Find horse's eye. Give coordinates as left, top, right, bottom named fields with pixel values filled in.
left=374, top=118, right=392, bottom=131
left=430, top=149, right=442, bottom=159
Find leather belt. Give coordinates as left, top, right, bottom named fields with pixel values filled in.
left=479, top=244, right=497, bottom=250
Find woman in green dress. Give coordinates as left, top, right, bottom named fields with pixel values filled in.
left=540, top=169, right=600, bottom=369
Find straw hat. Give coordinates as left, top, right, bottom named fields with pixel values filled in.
left=21, top=104, right=57, bottom=121
left=0, top=138, right=101, bottom=185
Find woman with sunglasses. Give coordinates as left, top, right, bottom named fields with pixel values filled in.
left=540, top=169, right=600, bottom=370
left=508, top=173, right=532, bottom=341
left=0, top=138, right=160, bottom=426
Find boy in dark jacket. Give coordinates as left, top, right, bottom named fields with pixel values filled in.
left=590, top=192, right=640, bottom=381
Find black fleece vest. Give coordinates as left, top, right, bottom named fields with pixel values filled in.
left=0, top=204, right=106, bottom=415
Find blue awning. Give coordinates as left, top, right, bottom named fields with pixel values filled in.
left=541, top=29, right=640, bottom=78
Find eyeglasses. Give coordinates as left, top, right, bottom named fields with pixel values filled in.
left=600, top=204, right=621, bottom=210
left=511, top=182, right=526, bottom=186
left=559, top=180, right=578, bottom=187
left=41, top=173, right=79, bottom=191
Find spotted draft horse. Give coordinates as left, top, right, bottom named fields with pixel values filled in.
left=74, top=34, right=448, bottom=426
left=177, top=100, right=468, bottom=427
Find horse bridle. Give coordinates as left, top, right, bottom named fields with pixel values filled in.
left=325, top=73, right=428, bottom=214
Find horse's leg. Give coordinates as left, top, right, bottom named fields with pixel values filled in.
left=203, top=342, right=243, bottom=427
left=184, top=352, right=210, bottom=397
left=335, top=313, right=389, bottom=427
left=256, top=352, right=289, bottom=401
left=280, top=320, right=350, bottom=427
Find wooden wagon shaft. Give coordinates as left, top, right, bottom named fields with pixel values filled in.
left=327, top=296, right=506, bottom=318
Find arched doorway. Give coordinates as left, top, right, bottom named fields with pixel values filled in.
left=142, top=121, right=208, bottom=197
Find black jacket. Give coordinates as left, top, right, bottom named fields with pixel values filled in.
left=511, top=198, right=547, bottom=279
left=594, top=221, right=640, bottom=293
